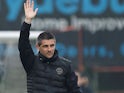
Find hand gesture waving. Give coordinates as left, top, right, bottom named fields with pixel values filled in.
left=24, top=0, right=38, bottom=23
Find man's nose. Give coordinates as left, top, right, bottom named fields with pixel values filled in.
left=48, top=46, right=52, bottom=51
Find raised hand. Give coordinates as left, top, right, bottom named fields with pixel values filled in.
left=24, top=0, right=38, bottom=23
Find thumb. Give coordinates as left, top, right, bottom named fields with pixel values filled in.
left=35, top=8, right=38, bottom=14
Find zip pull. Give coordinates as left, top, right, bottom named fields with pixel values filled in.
left=47, top=62, right=50, bottom=64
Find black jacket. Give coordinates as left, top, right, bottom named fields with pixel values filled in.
left=18, top=22, right=81, bottom=93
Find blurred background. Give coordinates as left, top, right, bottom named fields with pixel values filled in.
left=1, top=0, right=124, bottom=93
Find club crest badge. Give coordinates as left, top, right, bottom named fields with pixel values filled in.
left=56, top=67, right=63, bottom=75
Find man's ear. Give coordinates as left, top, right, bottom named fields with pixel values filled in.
left=36, top=44, right=40, bottom=50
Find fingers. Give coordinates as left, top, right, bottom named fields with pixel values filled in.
left=24, top=3, right=26, bottom=11
left=24, top=0, right=33, bottom=8
left=24, top=0, right=38, bottom=16
left=27, top=0, right=30, bottom=8
left=31, top=0, right=34, bottom=8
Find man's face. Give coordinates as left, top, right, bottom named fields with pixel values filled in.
left=37, top=39, right=56, bottom=58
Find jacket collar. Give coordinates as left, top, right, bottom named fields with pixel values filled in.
left=38, top=50, right=58, bottom=63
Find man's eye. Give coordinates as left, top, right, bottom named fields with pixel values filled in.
left=43, top=45, right=48, bottom=47
left=51, top=44, right=54, bottom=47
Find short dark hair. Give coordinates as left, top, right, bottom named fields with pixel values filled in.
left=36, top=32, right=56, bottom=46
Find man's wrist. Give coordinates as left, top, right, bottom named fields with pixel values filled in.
left=24, top=18, right=32, bottom=24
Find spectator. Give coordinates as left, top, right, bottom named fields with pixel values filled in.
left=75, top=71, right=93, bottom=93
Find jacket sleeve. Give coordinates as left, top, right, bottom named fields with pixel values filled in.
left=66, top=64, right=82, bottom=93
left=18, top=22, right=35, bottom=74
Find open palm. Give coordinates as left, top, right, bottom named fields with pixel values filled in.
left=24, top=0, right=38, bottom=19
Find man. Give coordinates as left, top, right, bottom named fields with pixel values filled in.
left=18, top=0, right=81, bottom=93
